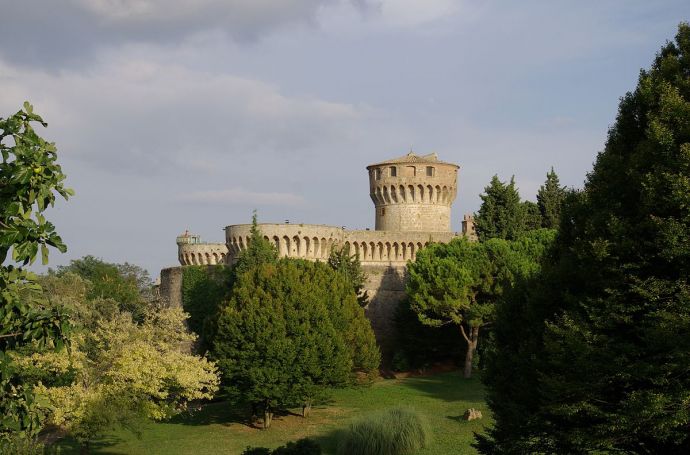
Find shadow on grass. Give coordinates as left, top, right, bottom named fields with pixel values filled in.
left=169, top=398, right=339, bottom=430
left=399, top=370, right=486, bottom=404
left=168, top=400, right=252, bottom=427
left=47, top=434, right=127, bottom=455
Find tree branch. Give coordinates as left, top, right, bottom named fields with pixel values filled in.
left=459, top=323, right=471, bottom=344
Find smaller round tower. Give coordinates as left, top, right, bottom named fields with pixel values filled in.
left=367, top=152, right=459, bottom=232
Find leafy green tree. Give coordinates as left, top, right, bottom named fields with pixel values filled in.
left=20, top=307, right=219, bottom=452
left=474, top=175, right=526, bottom=241
left=0, top=103, right=73, bottom=449
left=212, top=259, right=379, bottom=428
left=407, top=231, right=554, bottom=378
left=536, top=167, right=566, bottom=228
left=56, top=256, right=152, bottom=322
left=478, top=23, right=690, bottom=453
left=328, top=243, right=369, bottom=307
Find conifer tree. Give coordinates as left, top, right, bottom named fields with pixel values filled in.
left=233, top=211, right=278, bottom=277
left=474, top=175, right=526, bottom=241
left=478, top=23, right=690, bottom=453
left=212, top=260, right=379, bottom=429
left=328, top=243, right=369, bottom=307
left=536, top=167, right=566, bottom=229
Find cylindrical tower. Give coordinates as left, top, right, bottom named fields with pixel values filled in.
left=367, top=152, right=459, bottom=232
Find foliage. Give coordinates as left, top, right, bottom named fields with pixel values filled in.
left=336, top=407, right=430, bottom=455
left=328, top=243, right=369, bottom=307
left=22, top=306, right=219, bottom=448
left=56, top=255, right=153, bottom=322
left=233, top=211, right=278, bottom=278
left=478, top=23, right=690, bottom=454
left=242, top=438, right=321, bottom=455
left=0, top=102, right=73, bottom=447
left=181, top=265, right=231, bottom=350
left=407, top=231, right=554, bottom=378
left=521, top=200, right=542, bottom=231
left=474, top=175, right=527, bottom=241
left=536, top=167, right=566, bottom=228
left=212, top=259, right=379, bottom=428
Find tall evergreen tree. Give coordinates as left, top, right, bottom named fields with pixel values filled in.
left=536, top=167, right=566, bottom=229
left=474, top=175, right=526, bottom=241
left=478, top=23, right=690, bottom=453
left=521, top=200, right=542, bottom=231
left=233, top=211, right=278, bottom=277
left=328, top=243, right=369, bottom=307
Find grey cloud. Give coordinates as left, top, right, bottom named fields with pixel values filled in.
left=0, top=0, right=347, bottom=68
left=0, top=56, right=368, bottom=177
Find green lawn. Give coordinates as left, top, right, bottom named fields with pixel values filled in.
left=53, top=371, right=490, bottom=454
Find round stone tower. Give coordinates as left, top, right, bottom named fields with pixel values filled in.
left=367, top=152, right=458, bottom=232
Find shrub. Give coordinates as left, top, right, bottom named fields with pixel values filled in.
left=337, top=407, right=430, bottom=455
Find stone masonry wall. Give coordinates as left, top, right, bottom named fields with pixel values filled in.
left=159, top=266, right=183, bottom=309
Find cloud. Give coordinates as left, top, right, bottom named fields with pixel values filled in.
left=179, top=188, right=306, bottom=206
left=0, top=0, right=342, bottom=67
left=0, top=54, right=368, bottom=177
left=374, top=0, right=459, bottom=26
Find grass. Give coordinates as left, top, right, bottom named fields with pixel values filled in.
left=336, top=407, right=430, bottom=455
left=52, top=371, right=490, bottom=454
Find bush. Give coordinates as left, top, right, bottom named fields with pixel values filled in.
left=242, top=438, right=320, bottom=455
left=337, top=407, right=430, bottom=455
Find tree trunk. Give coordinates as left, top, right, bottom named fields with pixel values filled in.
left=302, top=400, right=312, bottom=418
left=80, top=441, right=90, bottom=455
left=263, top=407, right=273, bottom=429
left=462, top=325, right=480, bottom=379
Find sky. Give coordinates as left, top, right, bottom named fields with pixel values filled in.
left=1, top=0, right=688, bottom=276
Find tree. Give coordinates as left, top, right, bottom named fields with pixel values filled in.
left=522, top=200, right=542, bottom=231
left=0, top=103, right=73, bottom=449
left=328, top=243, right=369, bottom=307
left=536, top=167, right=566, bottom=228
left=212, top=259, right=379, bottom=428
left=20, top=307, right=219, bottom=452
left=233, top=211, right=278, bottom=278
left=478, top=23, right=690, bottom=453
left=56, top=256, right=152, bottom=322
left=407, top=232, right=554, bottom=378
left=474, top=175, right=526, bottom=241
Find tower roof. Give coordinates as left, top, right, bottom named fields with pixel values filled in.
left=367, top=152, right=458, bottom=169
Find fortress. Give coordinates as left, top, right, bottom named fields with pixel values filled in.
left=161, top=152, right=476, bottom=354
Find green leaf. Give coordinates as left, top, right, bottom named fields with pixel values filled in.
left=41, top=243, right=49, bottom=265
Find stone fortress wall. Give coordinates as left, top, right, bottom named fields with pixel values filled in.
left=165, top=152, right=477, bottom=357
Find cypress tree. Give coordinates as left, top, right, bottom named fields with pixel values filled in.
left=478, top=23, right=690, bottom=453
left=536, top=167, right=566, bottom=229
left=474, top=175, right=526, bottom=241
